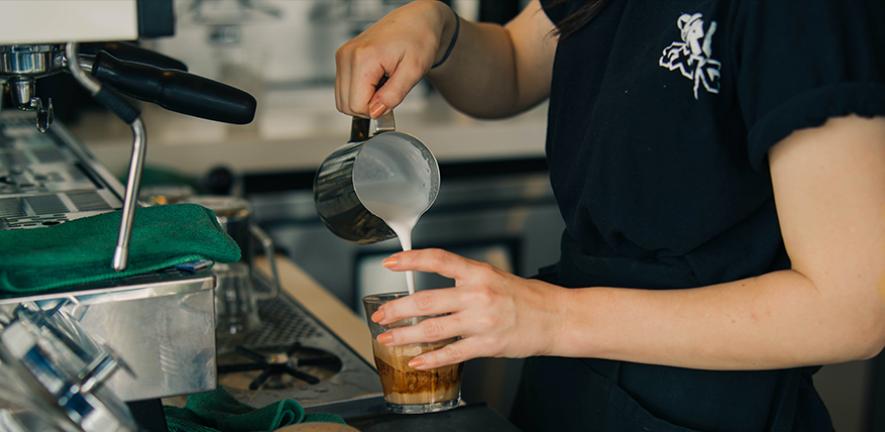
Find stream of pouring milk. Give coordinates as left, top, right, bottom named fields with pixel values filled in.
left=358, top=182, right=428, bottom=295
left=353, top=135, right=436, bottom=296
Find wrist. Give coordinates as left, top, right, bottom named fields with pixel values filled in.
left=421, top=0, right=457, bottom=66
left=538, top=283, right=573, bottom=356
left=547, top=286, right=576, bottom=356
left=546, top=286, right=610, bottom=358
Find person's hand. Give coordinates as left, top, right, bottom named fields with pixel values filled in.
left=371, top=248, right=568, bottom=370
left=335, top=0, right=456, bottom=119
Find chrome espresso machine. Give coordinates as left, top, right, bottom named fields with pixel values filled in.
left=0, top=1, right=256, bottom=430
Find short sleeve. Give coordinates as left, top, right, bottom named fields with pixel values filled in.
left=733, top=0, right=885, bottom=170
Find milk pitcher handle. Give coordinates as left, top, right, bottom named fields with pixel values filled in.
left=349, top=75, right=394, bottom=142
left=350, top=109, right=396, bottom=143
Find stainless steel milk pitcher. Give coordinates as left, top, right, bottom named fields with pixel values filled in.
left=314, top=109, right=440, bottom=244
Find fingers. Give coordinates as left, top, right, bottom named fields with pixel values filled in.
left=334, top=0, right=445, bottom=117
left=334, top=40, right=428, bottom=117
left=335, top=45, right=351, bottom=115
left=341, top=52, right=425, bottom=118
left=377, top=313, right=465, bottom=346
left=373, top=287, right=461, bottom=325
left=368, top=56, right=427, bottom=117
left=334, top=54, right=340, bottom=111
left=409, top=337, right=488, bottom=370
left=383, top=248, right=482, bottom=281
left=348, top=48, right=389, bottom=118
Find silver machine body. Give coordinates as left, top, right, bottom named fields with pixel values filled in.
left=0, top=2, right=222, bottom=426
left=0, top=304, right=138, bottom=432
left=0, top=111, right=219, bottom=402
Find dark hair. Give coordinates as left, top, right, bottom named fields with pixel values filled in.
left=548, top=0, right=607, bottom=38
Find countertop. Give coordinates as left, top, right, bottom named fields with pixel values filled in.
left=71, top=89, right=547, bottom=177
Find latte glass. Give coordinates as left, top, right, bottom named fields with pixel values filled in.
left=363, top=292, right=462, bottom=414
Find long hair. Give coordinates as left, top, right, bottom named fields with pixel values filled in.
left=548, top=0, right=607, bottom=38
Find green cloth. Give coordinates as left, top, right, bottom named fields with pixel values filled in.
left=0, top=204, right=240, bottom=293
left=164, top=388, right=345, bottom=432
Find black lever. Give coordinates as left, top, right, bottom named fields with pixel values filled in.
left=82, top=42, right=188, bottom=72
left=91, top=51, right=256, bottom=124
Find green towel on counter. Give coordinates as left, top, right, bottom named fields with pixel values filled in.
left=164, top=388, right=345, bottom=432
left=0, top=204, right=240, bottom=293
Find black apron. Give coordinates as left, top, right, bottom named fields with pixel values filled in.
left=509, top=232, right=833, bottom=432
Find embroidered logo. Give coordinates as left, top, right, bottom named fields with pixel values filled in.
left=659, top=13, right=721, bottom=99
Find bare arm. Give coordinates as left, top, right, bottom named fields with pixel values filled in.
left=427, top=0, right=557, bottom=118
left=558, top=115, right=885, bottom=369
left=375, top=116, right=885, bottom=371
left=335, top=0, right=556, bottom=120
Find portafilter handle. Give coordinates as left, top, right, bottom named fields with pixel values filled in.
left=80, top=41, right=188, bottom=72
left=90, top=51, right=256, bottom=124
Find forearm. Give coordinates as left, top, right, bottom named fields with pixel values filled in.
left=426, top=0, right=553, bottom=119
left=555, top=269, right=884, bottom=370
left=335, top=0, right=552, bottom=119
left=425, top=8, right=520, bottom=118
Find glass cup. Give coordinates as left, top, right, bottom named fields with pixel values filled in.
left=363, top=292, right=463, bottom=414
left=214, top=262, right=261, bottom=344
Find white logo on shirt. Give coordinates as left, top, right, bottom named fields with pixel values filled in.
left=659, top=13, right=721, bottom=99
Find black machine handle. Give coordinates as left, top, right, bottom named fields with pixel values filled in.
left=91, top=51, right=256, bottom=125
left=82, top=42, right=187, bottom=72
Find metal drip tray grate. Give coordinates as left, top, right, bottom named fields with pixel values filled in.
left=220, top=281, right=382, bottom=409
left=0, top=197, right=25, bottom=218
left=32, top=147, right=65, bottom=163
left=68, top=191, right=112, bottom=212
left=0, top=152, right=29, bottom=166
left=0, top=112, right=123, bottom=232
left=24, top=194, right=68, bottom=214
left=251, top=296, right=323, bottom=347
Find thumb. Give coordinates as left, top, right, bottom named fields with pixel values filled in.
left=369, top=58, right=426, bottom=118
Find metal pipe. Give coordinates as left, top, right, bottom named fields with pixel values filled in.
left=112, top=118, right=146, bottom=271
left=9, top=76, right=36, bottom=107
left=66, top=42, right=145, bottom=272
left=64, top=43, right=100, bottom=95
left=77, top=55, right=94, bottom=73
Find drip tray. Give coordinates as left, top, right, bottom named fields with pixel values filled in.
left=218, top=277, right=381, bottom=408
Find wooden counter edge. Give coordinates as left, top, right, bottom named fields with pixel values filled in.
left=256, top=256, right=374, bottom=364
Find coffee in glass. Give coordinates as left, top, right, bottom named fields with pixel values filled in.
left=363, top=292, right=462, bottom=414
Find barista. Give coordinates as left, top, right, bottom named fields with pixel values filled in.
left=334, top=0, right=885, bottom=430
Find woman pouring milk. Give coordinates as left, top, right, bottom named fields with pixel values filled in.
left=334, top=1, right=885, bottom=430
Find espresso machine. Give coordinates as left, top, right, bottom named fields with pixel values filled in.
left=0, top=1, right=257, bottom=429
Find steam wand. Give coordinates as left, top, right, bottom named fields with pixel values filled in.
left=65, top=42, right=144, bottom=272
left=61, top=42, right=256, bottom=271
